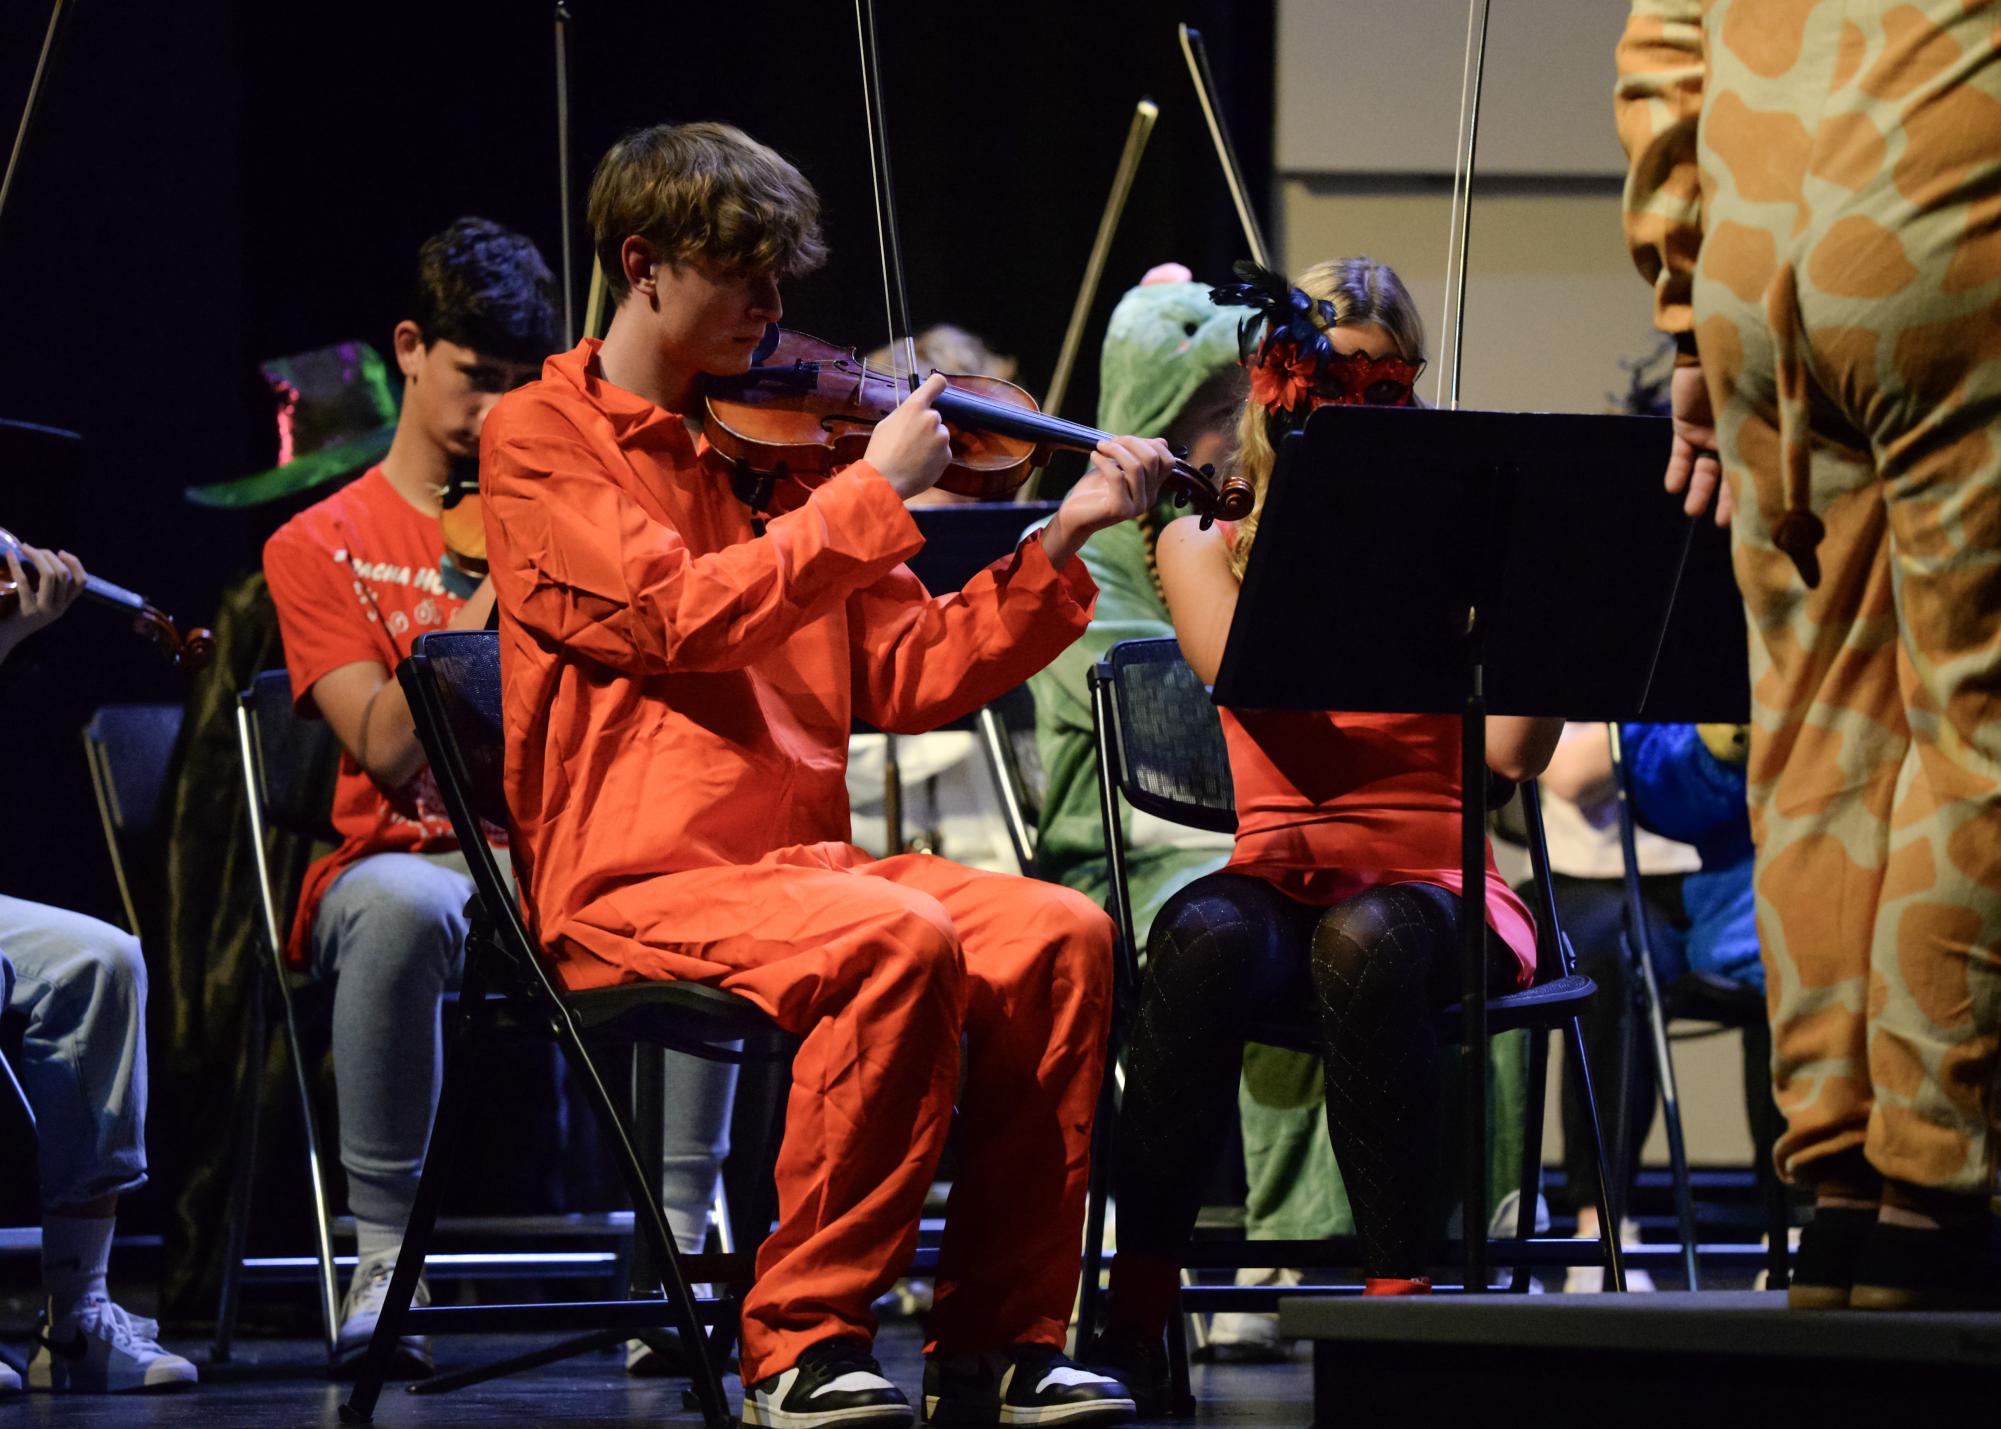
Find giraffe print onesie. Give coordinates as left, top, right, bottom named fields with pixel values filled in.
left=1618, top=0, right=2001, bottom=1200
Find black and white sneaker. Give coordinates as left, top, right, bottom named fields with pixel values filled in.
left=924, top=1344, right=1134, bottom=1426
left=743, top=1336, right=914, bottom=1429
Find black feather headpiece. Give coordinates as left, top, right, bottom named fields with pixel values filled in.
left=1207, top=260, right=1341, bottom=374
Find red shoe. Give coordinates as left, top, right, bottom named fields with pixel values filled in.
left=1361, top=1278, right=1432, bottom=1296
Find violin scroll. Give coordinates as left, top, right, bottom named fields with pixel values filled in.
left=1166, top=459, right=1254, bottom=528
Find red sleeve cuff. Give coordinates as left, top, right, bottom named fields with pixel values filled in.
left=1018, top=527, right=1099, bottom=623
left=814, top=460, right=924, bottom=565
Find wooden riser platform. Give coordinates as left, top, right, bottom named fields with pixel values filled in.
left=1280, top=1290, right=2001, bottom=1418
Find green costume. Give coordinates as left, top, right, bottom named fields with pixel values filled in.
left=1028, top=280, right=1529, bottom=1250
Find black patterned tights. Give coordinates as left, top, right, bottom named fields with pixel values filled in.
left=1113, top=872, right=1516, bottom=1280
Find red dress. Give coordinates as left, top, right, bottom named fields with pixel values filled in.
left=1219, top=705, right=1538, bottom=989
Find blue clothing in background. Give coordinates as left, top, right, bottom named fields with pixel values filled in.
left=1618, top=723, right=1761, bottom=989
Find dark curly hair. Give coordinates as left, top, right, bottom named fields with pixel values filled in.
left=410, top=216, right=563, bottom=364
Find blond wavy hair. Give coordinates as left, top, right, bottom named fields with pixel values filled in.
left=587, top=122, right=828, bottom=299
left=1226, top=257, right=1426, bottom=580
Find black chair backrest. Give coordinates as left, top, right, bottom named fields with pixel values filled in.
left=985, top=683, right=1046, bottom=826
left=242, top=670, right=340, bottom=840
left=397, top=631, right=531, bottom=969
left=401, top=631, right=509, bottom=829
left=83, top=704, right=184, bottom=837
left=1100, top=638, right=1236, bottom=835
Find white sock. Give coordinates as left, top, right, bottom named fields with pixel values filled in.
left=354, top=1218, right=405, bottom=1270
left=42, top=1215, right=114, bottom=1330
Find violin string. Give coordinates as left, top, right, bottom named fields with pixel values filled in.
left=1437, top=0, right=1490, bottom=412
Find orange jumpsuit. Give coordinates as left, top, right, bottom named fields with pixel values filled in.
left=480, top=340, right=1115, bottom=1383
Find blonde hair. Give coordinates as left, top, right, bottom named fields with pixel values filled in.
left=1226, top=257, right=1425, bottom=580
left=587, top=122, right=828, bottom=299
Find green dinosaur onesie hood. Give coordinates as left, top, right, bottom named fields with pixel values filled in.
left=1094, top=278, right=1246, bottom=438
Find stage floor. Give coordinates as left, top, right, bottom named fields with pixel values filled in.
left=0, top=1318, right=1313, bottom=1429
left=1283, top=1289, right=2001, bottom=1416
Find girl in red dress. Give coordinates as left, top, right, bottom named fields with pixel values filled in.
left=1089, top=258, right=1564, bottom=1404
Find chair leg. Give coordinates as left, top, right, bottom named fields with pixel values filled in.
left=1507, top=1027, right=1553, bottom=1292
left=629, top=1044, right=668, bottom=1298
left=708, top=1050, right=787, bottom=1375
left=1741, top=1016, right=1791, bottom=1288
left=339, top=954, right=491, bottom=1425
left=212, top=989, right=268, bottom=1363
left=1164, top=1296, right=1195, bottom=1416
left=1562, top=1013, right=1627, bottom=1293
left=1076, top=1052, right=1118, bottom=1344
left=555, top=1018, right=733, bottom=1429
left=274, top=978, right=343, bottom=1363
left=1632, top=951, right=1700, bottom=1290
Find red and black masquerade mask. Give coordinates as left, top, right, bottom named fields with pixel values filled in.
left=1208, top=261, right=1425, bottom=432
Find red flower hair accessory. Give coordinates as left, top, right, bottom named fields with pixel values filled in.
left=1209, top=260, right=1424, bottom=419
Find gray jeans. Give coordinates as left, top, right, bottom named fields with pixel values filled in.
left=0, top=894, right=149, bottom=1207
left=311, top=850, right=737, bottom=1248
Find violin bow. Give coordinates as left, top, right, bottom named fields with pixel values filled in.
left=1178, top=23, right=1271, bottom=270
left=1, top=0, right=79, bottom=247
left=1042, top=97, right=1159, bottom=426
left=1436, top=0, right=1492, bottom=411
left=1022, top=97, right=1159, bottom=500
left=553, top=2, right=578, bottom=347
left=854, top=0, right=919, bottom=388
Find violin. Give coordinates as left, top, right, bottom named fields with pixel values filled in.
left=0, top=527, right=214, bottom=671
left=437, top=456, right=488, bottom=592
left=703, top=327, right=1255, bottom=524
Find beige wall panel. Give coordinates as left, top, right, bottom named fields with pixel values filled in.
left=1277, top=0, right=1631, bottom=177
left=1280, top=177, right=1668, bottom=415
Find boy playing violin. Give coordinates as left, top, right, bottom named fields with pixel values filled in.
left=479, top=121, right=1174, bottom=1429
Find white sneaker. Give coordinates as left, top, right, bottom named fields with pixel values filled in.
left=626, top=1330, right=690, bottom=1377
left=1486, top=1189, right=1552, bottom=1238
left=1563, top=1220, right=1654, bottom=1293
left=27, top=1297, right=198, bottom=1392
left=337, top=1255, right=435, bottom=1378
left=1205, top=1267, right=1297, bottom=1361
left=0, top=1358, right=20, bottom=1393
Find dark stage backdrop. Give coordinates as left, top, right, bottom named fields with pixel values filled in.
left=0, top=0, right=1273, bottom=923
left=0, top=1, right=1274, bottom=1240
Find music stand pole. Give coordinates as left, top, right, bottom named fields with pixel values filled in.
left=1460, top=618, right=1489, bottom=1290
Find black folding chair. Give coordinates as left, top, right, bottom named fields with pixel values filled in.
left=81, top=702, right=184, bottom=941
left=1607, top=724, right=1791, bottom=1289
left=975, top=684, right=1045, bottom=878
left=1082, top=639, right=1628, bottom=1398
left=339, top=630, right=793, bottom=1429
left=219, top=671, right=343, bottom=1365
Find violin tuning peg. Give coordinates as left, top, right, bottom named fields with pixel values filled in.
left=1199, top=514, right=1215, bottom=531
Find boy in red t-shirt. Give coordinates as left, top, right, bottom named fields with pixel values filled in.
left=262, top=217, right=556, bottom=1374
left=482, top=123, right=1175, bottom=1429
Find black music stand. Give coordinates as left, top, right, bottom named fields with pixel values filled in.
left=868, top=500, right=1062, bottom=852
left=907, top=499, right=1061, bottom=593
left=1212, top=403, right=1746, bottom=1289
